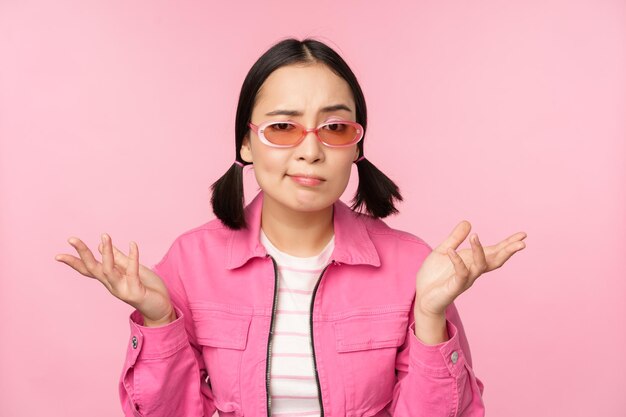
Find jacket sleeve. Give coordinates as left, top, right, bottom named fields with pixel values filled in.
left=118, top=239, right=217, bottom=417
left=387, top=245, right=486, bottom=416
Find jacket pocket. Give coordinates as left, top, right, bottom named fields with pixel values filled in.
left=333, top=309, right=409, bottom=417
left=190, top=304, right=253, bottom=417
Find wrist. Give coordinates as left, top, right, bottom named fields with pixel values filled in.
left=143, top=307, right=177, bottom=328
left=413, top=308, right=448, bottom=345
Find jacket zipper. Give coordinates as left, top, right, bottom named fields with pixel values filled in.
left=265, top=254, right=336, bottom=417
left=266, top=255, right=280, bottom=416
left=309, top=260, right=335, bottom=417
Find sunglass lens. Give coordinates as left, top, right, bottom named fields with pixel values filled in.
left=264, top=122, right=301, bottom=146
left=319, top=122, right=359, bottom=146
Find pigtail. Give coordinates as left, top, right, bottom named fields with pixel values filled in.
left=210, top=161, right=248, bottom=230
left=351, top=157, right=403, bottom=218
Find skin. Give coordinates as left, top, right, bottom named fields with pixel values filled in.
left=55, top=236, right=176, bottom=327
left=240, top=62, right=360, bottom=257
left=414, top=223, right=526, bottom=344
left=55, top=62, right=527, bottom=342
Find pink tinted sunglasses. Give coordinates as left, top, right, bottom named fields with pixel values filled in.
left=248, top=119, right=364, bottom=148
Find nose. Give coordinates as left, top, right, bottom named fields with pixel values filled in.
left=294, top=127, right=325, bottom=163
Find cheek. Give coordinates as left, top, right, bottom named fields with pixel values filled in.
left=329, top=155, right=356, bottom=184
left=250, top=146, right=289, bottom=182
left=259, top=153, right=287, bottom=174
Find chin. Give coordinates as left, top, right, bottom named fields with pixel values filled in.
left=271, top=191, right=329, bottom=212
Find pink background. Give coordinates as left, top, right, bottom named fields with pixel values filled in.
left=1, top=1, right=625, bottom=416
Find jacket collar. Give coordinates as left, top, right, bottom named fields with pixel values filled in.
left=226, top=190, right=381, bottom=269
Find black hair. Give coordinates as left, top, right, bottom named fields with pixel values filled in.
left=210, top=37, right=403, bottom=229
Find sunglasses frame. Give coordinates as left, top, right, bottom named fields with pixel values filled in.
left=248, top=119, right=364, bottom=148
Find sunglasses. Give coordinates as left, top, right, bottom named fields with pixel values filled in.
left=248, top=119, right=364, bottom=148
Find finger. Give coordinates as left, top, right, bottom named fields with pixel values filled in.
left=486, top=231, right=527, bottom=255
left=55, top=253, right=93, bottom=277
left=435, top=220, right=472, bottom=253
left=98, top=240, right=150, bottom=275
left=101, top=234, right=120, bottom=287
left=490, top=240, right=526, bottom=269
left=67, top=237, right=102, bottom=276
left=468, top=234, right=488, bottom=281
left=447, top=247, right=471, bottom=294
left=127, top=241, right=141, bottom=290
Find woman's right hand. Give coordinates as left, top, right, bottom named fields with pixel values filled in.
left=55, top=233, right=176, bottom=327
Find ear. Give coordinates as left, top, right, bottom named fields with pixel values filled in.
left=240, top=134, right=253, bottom=163
left=353, top=147, right=360, bottom=162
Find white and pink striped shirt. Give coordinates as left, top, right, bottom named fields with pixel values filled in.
left=260, top=228, right=335, bottom=417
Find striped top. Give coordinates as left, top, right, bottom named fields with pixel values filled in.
left=260, top=228, right=335, bottom=417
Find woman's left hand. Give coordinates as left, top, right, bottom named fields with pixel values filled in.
left=415, top=221, right=527, bottom=319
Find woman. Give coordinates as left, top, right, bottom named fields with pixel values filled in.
left=56, top=37, right=526, bottom=417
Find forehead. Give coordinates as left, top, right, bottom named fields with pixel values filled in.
left=253, top=63, right=355, bottom=114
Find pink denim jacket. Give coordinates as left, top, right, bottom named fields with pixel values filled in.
left=119, top=190, right=485, bottom=417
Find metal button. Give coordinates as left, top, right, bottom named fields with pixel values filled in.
left=451, top=351, right=459, bottom=364
left=132, top=336, right=138, bottom=349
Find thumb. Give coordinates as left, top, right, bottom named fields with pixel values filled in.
left=434, top=220, right=472, bottom=252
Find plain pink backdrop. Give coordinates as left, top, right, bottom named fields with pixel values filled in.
left=1, top=1, right=625, bottom=416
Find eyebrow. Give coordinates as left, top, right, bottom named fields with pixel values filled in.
left=265, top=104, right=352, bottom=116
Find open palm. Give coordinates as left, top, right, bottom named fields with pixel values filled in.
left=55, top=234, right=174, bottom=324
left=415, top=221, right=527, bottom=318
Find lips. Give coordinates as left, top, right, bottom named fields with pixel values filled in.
left=288, top=173, right=325, bottom=181
left=288, top=173, right=325, bottom=186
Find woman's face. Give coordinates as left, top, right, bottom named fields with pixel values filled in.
left=240, top=62, right=360, bottom=215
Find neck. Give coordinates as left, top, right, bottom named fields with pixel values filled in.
left=260, top=196, right=334, bottom=257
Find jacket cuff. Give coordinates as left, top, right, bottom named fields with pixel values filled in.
left=407, top=319, right=466, bottom=378
left=125, top=305, right=188, bottom=367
